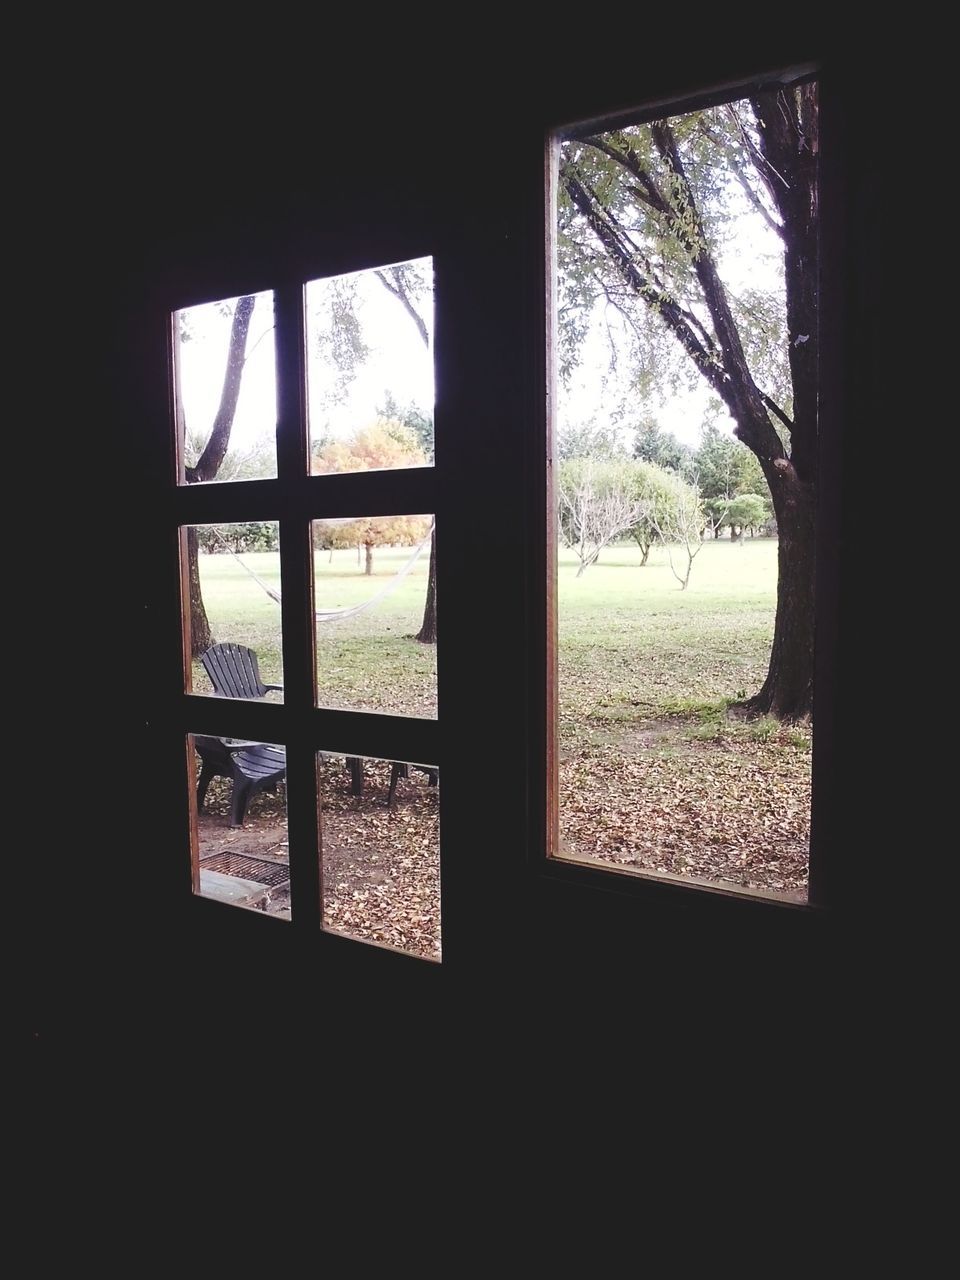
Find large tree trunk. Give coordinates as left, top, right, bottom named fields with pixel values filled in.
left=364, top=542, right=374, bottom=575
left=415, top=528, right=437, bottom=644
left=743, top=464, right=815, bottom=720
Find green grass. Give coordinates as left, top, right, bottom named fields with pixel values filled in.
left=557, top=538, right=780, bottom=730
left=195, top=543, right=437, bottom=716
left=193, top=533, right=812, bottom=895
left=194, top=536, right=783, bottom=722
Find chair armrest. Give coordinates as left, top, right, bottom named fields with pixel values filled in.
left=264, top=683, right=284, bottom=693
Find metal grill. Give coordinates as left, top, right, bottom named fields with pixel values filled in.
left=199, top=850, right=290, bottom=889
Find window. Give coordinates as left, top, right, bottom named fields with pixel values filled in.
left=140, top=57, right=845, bottom=997
left=172, top=258, right=442, bottom=959
left=545, top=67, right=829, bottom=908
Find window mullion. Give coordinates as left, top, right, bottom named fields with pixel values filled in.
left=274, top=281, right=322, bottom=929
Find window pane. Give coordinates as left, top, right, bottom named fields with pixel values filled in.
left=313, top=516, right=437, bottom=718
left=305, top=257, right=434, bottom=472
left=553, top=85, right=817, bottom=901
left=190, top=734, right=290, bottom=919
left=174, top=291, right=277, bottom=484
left=318, top=753, right=440, bottom=961
left=183, top=522, right=283, bottom=700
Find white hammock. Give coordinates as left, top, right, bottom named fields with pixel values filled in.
left=209, top=523, right=433, bottom=622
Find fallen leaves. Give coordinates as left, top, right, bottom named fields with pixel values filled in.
left=196, top=696, right=812, bottom=951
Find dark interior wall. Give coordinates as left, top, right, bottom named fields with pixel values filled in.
left=31, top=27, right=889, bottom=1076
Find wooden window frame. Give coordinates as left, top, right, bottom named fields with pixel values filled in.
left=159, top=249, right=447, bottom=964
left=531, top=59, right=843, bottom=919
left=137, top=55, right=846, bottom=985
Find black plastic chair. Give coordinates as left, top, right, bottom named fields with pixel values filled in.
left=194, top=735, right=286, bottom=828
left=200, top=642, right=363, bottom=798
left=199, top=644, right=432, bottom=807
left=200, top=643, right=283, bottom=700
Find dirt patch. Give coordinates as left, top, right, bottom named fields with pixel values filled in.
left=195, top=758, right=441, bottom=959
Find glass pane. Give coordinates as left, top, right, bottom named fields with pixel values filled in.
left=305, top=257, right=434, bottom=472
left=312, top=516, right=437, bottom=717
left=553, top=85, right=817, bottom=901
left=174, top=290, right=277, bottom=484
left=318, top=753, right=440, bottom=961
left=183, top=522, right=283, bottom=700
left=190, top=734, right=290, bottom=919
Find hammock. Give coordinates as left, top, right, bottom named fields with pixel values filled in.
left=209, top=523, right=433, bottom=622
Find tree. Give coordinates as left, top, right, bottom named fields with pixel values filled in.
left=559, top=78, right=819, bottom=719
left=319, top=262, right=438, bottom=642
left=313, top=421, right=430, bottom=574
left=379, top=391, right=434, bottom=462
left=633, top=416, right=694, bottom=477
left=377, top=390, right=438, bottom=643
left=646, top=479, right=716, bottom=590
left=626, top=459, right=694, bottom=565
left=312, top=418, right=426, bottom=477
left=197, top=521, right=279, bottom=555
left=372, top=266, right=438, bottom=645
left=181, top=294, right=257, bottom=657
left=724, top=493, right=769, bottom=540
left=313, top=511, right=431, bottom=575
left=558, top=458, right=646, bottom=576
left=693, top=422, right=772, bottom=536
left=557, top=418, right=629, bottom=463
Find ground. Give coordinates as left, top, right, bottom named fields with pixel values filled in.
left=194, top=712, right=808, bottom=964
left=196, top=757, right=442, bottom=960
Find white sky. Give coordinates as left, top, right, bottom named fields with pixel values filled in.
left=177, top=260, right=434, bottom=457
left=178, top=191, right=783, bottom=458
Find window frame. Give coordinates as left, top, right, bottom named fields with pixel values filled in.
left=163, top=248, right=447, bottom=961
left=136, top=55, right=847, bottom=989
left=531, top=60, right=841, bottom=918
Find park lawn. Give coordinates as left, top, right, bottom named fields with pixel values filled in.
left=557, top=538, right=810, bottom=898
left=196, top=542, right=438, bottom=717
left=194, top=534, right=811, bottom=902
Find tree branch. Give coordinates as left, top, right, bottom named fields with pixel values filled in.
left=562, top=166, right=728, bottom=399
left=650, top=121, right=785, bottom=461
left=760, top=391, right=793, bottom=433
left=580, top=134, right=673, bottom=218
left=375, top=268, right=430, bottom=348
left=749, top=85, right=819, bottom=482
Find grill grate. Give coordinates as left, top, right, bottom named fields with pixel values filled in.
left=200, top=850, right=290, bottom=889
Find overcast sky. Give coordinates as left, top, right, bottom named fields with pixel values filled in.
left=178, top=190, right=782, bottom=460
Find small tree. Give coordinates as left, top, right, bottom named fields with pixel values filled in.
left=197, top=522, right=279, bottom=555
left=314, top=512, right=431, bottom=575
left=725, top=493, right=769, bottom=540
left=313, top=419, right=430, bottom=575
left=558, top=458, right=646, bottom=576
left=646, top=481, right=716, bottom=590
left=626, top=459, right=692, bottom=565
left=312, top=418, right=426, bottom=477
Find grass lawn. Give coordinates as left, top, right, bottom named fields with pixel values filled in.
left=193, top=534, right=811, bottom=904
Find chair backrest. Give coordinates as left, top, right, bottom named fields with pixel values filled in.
left=201, top=643, right=268, bottom=699
left=193, top=734, right=235, bottom=771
